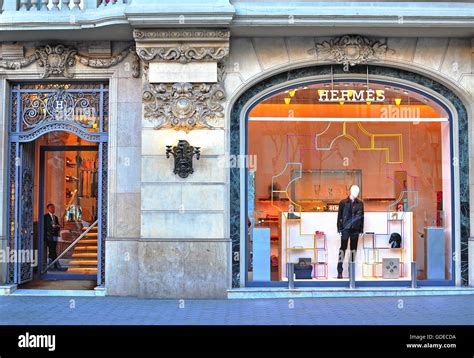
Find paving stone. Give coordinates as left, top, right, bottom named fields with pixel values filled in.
left=0, top=296, right=473, bottom=325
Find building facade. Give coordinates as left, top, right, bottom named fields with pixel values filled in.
left=0, top=0, right=473, bottom=298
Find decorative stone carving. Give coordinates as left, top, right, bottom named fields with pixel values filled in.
left=143, top=65, right=226, bottom=132
left=137, top=45, right=228, bottom=64
left=133, top=28, right=230, bottom=64
left=309, top=35, right=393, bottom=71
left=76, top=46, right=141, bottom=78
left=133, top=29, right=230, bottom=41
left=136, top=28, right=230, bottom=132
left=0, top=43, right=140, bottom=78
left=35, top=44, right=77, bottom=78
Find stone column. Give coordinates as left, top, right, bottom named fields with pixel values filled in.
left=134, top=28, right=231, bottom=298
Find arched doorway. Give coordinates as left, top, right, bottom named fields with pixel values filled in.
left=6, top=82, right=108, bottom=289
left=229, top=65, right=469, bottom=288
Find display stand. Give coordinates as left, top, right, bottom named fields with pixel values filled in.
left=362, top=216, right=405, bottom=278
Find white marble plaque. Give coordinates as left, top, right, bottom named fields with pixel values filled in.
left=149, top=62, right=217, bottom=83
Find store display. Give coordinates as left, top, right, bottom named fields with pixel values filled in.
left=294, top=258, right=313, bottom=279
left=383, top=258, right=400, bottom=279
left=336, top=184, right=364, bottom=278
left=424, top=227, right=446, bottom=280
left=389, top=232, right=402, bottom=248
left=253, top=228, right=271, bottom=281
left=247, top=81, right=452, bottom=284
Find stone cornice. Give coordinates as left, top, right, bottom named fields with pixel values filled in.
left=0, top=2, right=473, bottom=41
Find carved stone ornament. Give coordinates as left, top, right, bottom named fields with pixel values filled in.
left=309, top=35, right=393, bottom=71
left=137, top=44, right=228, bottom=64
left=0, top=44, right=140, bottom=78
left=143, top=66, right=226, bottom=133
left=133, top=28, right=230, bottom=64
left=35, top=44, right=77, bottom=78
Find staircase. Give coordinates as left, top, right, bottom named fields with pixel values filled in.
left=61, top=226, right=98, bottom=275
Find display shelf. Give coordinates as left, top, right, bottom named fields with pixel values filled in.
left=362, top=216, right=405, bottom=279
left=285, top=213, right=329, bottom=279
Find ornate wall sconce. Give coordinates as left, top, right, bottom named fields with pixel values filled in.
left=166, top=140, right=201, bottom=179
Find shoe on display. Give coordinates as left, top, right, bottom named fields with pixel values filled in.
left=337, top=273, right=343, bottom=279
left=287, top=212, right=300, bottom=220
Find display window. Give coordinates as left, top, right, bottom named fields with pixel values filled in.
left=246, top=80, right=454, bottom=285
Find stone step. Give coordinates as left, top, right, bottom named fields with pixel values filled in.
left=71, top=253, right=98, bottom=259
left=74, top=246, right=98, bottom=252
left=66, top=268, right=98, bottom=275
left=67, top=260, right=98, bottom=266
left=75, top=239, right=98, bottom=245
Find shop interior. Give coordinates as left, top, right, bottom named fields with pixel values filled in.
left=247, top=81, right=453, bottom=283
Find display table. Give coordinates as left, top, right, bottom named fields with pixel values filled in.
left=280, top=211, right=413, bottom=281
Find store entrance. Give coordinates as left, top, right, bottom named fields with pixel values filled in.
left=7, top=82, right=109, bottom=290
left=38, top=145, right=99, bottom=280
left=14, top=132, right=102, bottom=290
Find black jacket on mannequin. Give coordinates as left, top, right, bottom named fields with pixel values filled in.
left=337, top=197, right=364, bottom=233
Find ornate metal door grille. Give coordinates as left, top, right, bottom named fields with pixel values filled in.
left=7, top=83, right=109, bottom=286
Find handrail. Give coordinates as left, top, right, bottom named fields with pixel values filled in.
left=43, top=219, right=98, bottom=273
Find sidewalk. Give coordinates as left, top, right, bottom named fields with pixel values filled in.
left=0, top=295, right=473, bottom=325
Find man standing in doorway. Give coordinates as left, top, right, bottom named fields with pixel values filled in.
left=44, top=204, right=67, bottom=271
left=336, top=185, right=364, bottom=279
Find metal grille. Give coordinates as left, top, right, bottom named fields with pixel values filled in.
left=98, top=142, right=108, bottom=286
left=7, top=142, right=17, bottom=284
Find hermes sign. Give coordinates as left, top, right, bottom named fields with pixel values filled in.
left=318, top=89, right=385, bottom=103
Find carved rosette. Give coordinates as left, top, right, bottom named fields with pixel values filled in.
left=0, top=43, right=140, bottom=78
left=135, top=28, right=230, bottom=132
left=309, top=35, right=393, bottom=70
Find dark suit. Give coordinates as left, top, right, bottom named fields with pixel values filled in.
left=336, top=197, right=364, bottom=275
left=44, top=213, right=60, bottom=263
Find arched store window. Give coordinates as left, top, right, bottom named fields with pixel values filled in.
left=245, top=79, right=455, bottom=286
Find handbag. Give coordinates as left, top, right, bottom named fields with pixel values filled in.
left=389, top=232, right=402, bottom=248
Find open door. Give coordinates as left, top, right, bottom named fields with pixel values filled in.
left=15, top=141, right=35, bottom=284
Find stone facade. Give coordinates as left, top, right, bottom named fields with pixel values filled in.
left=0, top=1, right=473, bottom=297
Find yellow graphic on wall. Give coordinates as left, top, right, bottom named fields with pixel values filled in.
left=315, top=122, right=404, bottom=164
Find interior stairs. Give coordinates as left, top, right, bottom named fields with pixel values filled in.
left=60, top=226, right=98, bottom=275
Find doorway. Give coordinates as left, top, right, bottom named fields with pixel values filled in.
left=39, top=145, right=99, bottom=280
left=7, top=82, right=109, bottom=290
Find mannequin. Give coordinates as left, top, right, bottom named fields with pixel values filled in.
left=336, top=184, right=364, bottom=279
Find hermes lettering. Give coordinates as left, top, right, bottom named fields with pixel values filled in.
left=317, top=89, right=385, bottom=103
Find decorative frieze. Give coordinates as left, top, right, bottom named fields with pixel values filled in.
left=309, top=35, right=393, bottom=71
left=137, top=45, right=228, bottom=64
left=0, top=43, right=140, bottom=78
left=133, top=28, right=230, bottom=64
